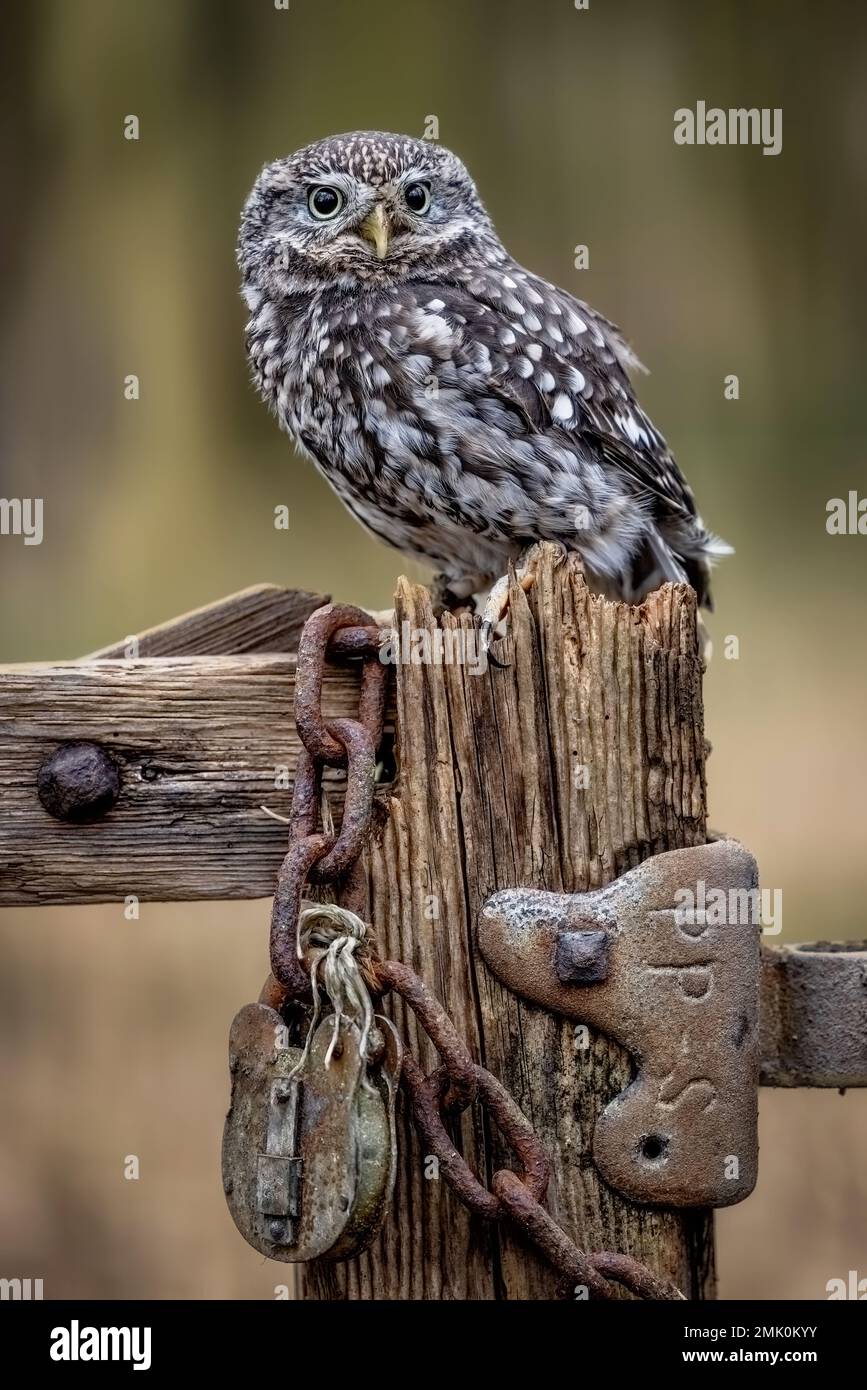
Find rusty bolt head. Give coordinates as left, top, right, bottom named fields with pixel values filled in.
left=555, top=929, right=610, bottom=985
left=37, top=742, right=121, bottom=823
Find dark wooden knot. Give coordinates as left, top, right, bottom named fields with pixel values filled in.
left=37, top=741, right=121, bottom=823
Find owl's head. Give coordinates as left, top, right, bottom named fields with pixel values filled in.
left=238, top=131, right=502, bottom=299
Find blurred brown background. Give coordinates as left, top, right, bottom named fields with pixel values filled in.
left=1, top=0, right=865, bottom=1299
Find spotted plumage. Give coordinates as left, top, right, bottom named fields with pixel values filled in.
left=239, top=131, right=730, bottom=607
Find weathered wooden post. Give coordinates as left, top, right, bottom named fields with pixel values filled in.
left=306, top=545, right=713, bottom=1300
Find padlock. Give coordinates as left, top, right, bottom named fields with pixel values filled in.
left=222, top=998, right=402, bottom=1261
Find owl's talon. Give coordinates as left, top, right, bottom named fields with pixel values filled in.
left=479, top=620, right=511, bottom=669
left=478, top=561, right=538, bottom=668
left=480, top=573, right=512, bottom=635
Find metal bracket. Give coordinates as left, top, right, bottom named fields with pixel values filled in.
left=478, top=840, right=867, bottom=1210
left=256, top=1075, right=303, bottom=1246
left=760, top=939, right=867, bottom=1088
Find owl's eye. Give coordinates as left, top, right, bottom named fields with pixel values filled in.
left=404, top=182, right=432, bottom=215
left=307, top=186, right=344, bottom=220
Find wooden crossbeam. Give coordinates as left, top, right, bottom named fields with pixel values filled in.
left=0, top=654, right=372, bottom=906
left=0, top=584, right=395, bottom=907
left=87, top=582, right=326, bottom=658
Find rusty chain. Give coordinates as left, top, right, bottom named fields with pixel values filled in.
left=266, top=603, right=684, bottom=1302
left=267, top=604, right=387, bottom=997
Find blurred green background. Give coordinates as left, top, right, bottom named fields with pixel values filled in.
left=0, top=0, right=865, bottom=1298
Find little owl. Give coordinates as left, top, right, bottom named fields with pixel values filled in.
left=238, top=131, right=730, bottom=638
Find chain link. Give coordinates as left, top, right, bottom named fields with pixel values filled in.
left=268, top=603, right=685, bottom=1302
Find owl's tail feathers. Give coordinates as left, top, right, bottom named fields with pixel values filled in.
left=688, top=530, right=735, bottom=611
left=703, top=532, right=735, bottom=560
left=627, top=526, right=733, bottom=611
left=619, top=530, right=688, bottom=604
left=637, top=528, right=730, bottom=657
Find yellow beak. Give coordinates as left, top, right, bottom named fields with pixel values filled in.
left=359, top=203, right=390, bottom=260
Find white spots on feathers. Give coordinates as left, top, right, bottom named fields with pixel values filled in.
left=413, top=313, right=453, bottom=348
left=616, top=411, right=651, bottom=448
left=470, top=343, right=492, bottom=374
left=402, top=353, right=434, bottom=382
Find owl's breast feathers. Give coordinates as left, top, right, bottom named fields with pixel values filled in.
left=247, top=263, right=727, bottom=604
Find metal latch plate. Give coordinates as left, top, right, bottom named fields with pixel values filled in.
left=479, top=840, right=761, bottom=1208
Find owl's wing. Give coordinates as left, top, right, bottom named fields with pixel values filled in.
left=395, top=266, right=701, bottom=531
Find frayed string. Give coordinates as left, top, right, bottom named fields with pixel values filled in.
left=286, top=904, right=376, bottom=1093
